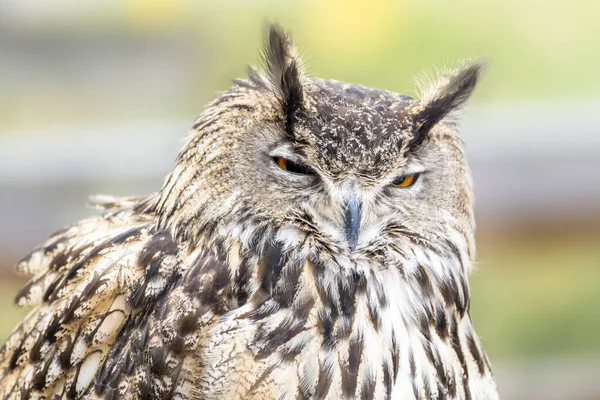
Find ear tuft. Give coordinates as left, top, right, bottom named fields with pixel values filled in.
left=260, top=23, right=305, bottom=137
left=411, top=60, right=487, bottom=147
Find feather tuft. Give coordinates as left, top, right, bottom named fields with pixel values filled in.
left=410, top=59, right=487, bottom=148
left=254, top=23, right=305, bottom=137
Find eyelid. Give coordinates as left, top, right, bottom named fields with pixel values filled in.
left=269, top=143, right=303, bottom=160
left=398, top=163, right=426, bottom=175
left=270, top=153, right=304, bottom=165
left=390, top=167, right=426, bottom=181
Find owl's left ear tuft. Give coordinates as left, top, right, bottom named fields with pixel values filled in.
left=410, top=60, right=487, bottom=147
left=258, top=23, right=305, bottom=136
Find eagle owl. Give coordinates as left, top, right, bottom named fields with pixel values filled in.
left=0, top=25, right=498, bottom=399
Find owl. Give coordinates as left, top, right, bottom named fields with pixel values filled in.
left=0, top=25, right=498, bottom=399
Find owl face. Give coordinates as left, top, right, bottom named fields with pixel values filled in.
left=229, top=81, right=471, bottom=253
left=158, top=26, right=481, bottom=261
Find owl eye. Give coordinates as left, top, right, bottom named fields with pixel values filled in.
left=392, top=173, right=419, bottom=188
left=273, top=157, right=314, bottom=175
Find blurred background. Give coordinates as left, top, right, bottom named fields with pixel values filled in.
left=0, top=0, right=599, bottom=398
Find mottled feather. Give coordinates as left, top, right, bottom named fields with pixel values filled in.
left=0, top=24, right=497, bottom=400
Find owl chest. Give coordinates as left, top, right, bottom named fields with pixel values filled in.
left=186, top=286, right=465, bottom=400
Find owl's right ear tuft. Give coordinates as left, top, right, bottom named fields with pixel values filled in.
left=257, top=23, right=305, bottom=137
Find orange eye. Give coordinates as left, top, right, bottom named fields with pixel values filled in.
left=273, top=157, right=314, bottom=175
left=276, top=157, right=288, bottom=170
left=392, top=174, right=418, bottom=188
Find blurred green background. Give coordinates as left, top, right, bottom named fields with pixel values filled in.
left=1, top=1, right=599, bottom=399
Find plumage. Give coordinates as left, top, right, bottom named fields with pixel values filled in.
left=0, top=24, right=498, bottom=399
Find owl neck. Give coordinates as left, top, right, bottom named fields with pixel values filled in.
left=208, top=224, right=489, bottom=398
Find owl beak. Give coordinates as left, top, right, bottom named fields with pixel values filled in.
left=344, top=198, right=361, bottom=251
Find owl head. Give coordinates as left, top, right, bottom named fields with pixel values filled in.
left=154, top=25, right=484, bottom=267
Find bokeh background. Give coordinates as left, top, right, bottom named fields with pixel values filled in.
left=1, top=1, right=599, bottom=399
